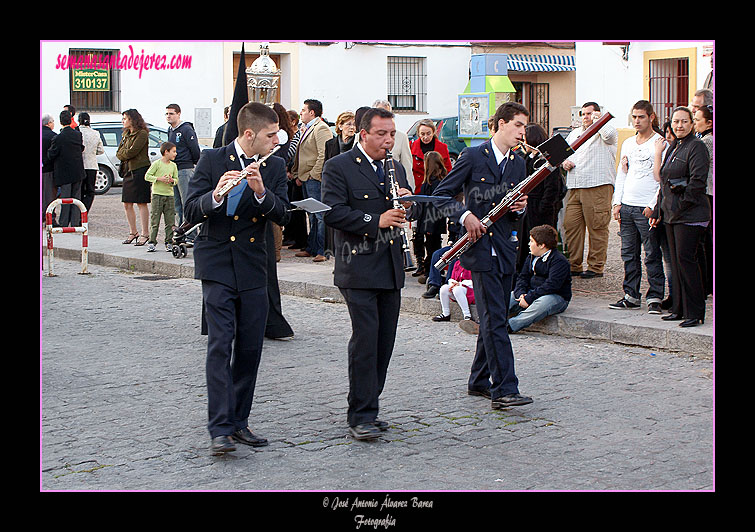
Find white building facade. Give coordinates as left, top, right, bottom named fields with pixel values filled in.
left=41, top=41, right=473, bottom=141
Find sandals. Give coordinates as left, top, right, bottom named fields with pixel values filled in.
left=135, top=235, right=149, bottom=246
left=122, top=232, right=138, bottom=244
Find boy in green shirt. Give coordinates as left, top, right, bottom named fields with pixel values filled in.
left=145, top=142, right=179, bottom=251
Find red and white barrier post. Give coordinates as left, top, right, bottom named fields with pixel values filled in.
left=45, top=198, right=89, bottom=276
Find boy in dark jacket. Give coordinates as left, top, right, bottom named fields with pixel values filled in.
left=509, top=224, right=571, bottom=333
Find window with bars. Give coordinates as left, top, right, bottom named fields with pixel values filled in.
left=68, top=48, right=121, bottom=113
left=387, top=56, right=426, bottom=113
left=648, top=57, right=689, bottom=126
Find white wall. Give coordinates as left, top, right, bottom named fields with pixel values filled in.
left=41, top=41, right=226, bottom=139
left=41, top=41, right=472, bottom=139
left=292, top=42, right=471, bottom=132
left=574, top=41, right=714, bottom=128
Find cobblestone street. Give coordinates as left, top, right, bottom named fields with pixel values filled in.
left=41, top=259, right=713, bottom=493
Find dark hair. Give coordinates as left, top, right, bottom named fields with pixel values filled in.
left=60, top=110, right=72, bottom=126
left=78, top=112, right=91, bottom=127
left=160, top=141, right=176, bottom=155
left=354, top=106, right=371, bottom=133
left=632, top=100, right=655, bottom=117
left=272, top=103, right=293, bottom=138
left=237, top=101, right=279, bottom=137
left=166, top=103, right=181, bottom=114
left=662, top=120, right=676, bottom=140
left=122, top=109, right=148, bottom=131
left=582, top=102, right=600, bottom=112
left=303, top=98, right=323, bottom=117
left=64, top=104, right=76, bottom=115
left=359, top=107, right=394, bottom=133
left=529, top=224, right=558, bottom=250
left=697, top=104, right=713, bottom=123
left=423, top=151, right=447, bottom=184
left=672, top=106, right=694, bottom=122
left=493, top=102, right=529, bottom=126
left=524, top=123, right=547, bottom=146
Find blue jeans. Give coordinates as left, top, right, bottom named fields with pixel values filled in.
left=174, top=167, right=195, bottom=226
left=303, top=178, right=325, bottom=256
left=618, top=204, right=665, bottom=304
left=427, top=247, right=453, bottom=287
left=508, top=292, right=569, bottom=333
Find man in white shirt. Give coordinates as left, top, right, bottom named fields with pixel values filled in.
left=609, top=100, right=666, bottom=313
left=562, top=102, right=617, bottom=278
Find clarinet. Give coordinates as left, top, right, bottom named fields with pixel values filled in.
left=385, top=150, right=416, bottom=271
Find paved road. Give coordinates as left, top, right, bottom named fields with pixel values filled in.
left=41, top=258, right=713, bottom=494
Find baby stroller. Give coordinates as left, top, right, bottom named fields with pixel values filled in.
left=170, top=220, right=202, bottom=258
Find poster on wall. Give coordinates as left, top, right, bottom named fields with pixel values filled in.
left=458, top=93, right=489, bottom=138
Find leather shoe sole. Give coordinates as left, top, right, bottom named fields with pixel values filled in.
left=210, top=435, right=236, bottom=455
left=349, top=423, right=381, bottom=440
left=491, top=393, right=533, bottom=409
left=231, top=428, right=269, bottom=447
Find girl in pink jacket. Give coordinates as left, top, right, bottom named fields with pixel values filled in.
left=432, top=261, right=474, bottom=322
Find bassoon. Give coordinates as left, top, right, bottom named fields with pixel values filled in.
left=434, top=111, right=613, bottom=271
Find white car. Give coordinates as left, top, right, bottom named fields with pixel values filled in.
left=91, top=122, right=209, bottom=194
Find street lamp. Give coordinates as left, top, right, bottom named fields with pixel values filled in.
left=246, top=43, right=280, bottom=105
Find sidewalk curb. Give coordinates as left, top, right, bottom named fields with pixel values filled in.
left=46, top=236, right=713, bottom=357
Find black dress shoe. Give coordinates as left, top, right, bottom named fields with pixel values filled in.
left=422, top=285, right=440, bottom=299
left=432, top=314, right=450, bottom=322
left=661, top=313, right=683, bottom=321
left=349, top=423, right=381, bottom=440
left=680, top=318, right=704, bottom=327
left=491, top=393, right=533, bottom=409
left=467, top=387, right=491, bottom=399
left=374, top=419, right=389, bottom=431
left=579, top=270, right=603, bottom=279
left=231, top=427, right=269, bottom=447
left=210, top=435, right=236, bottom=455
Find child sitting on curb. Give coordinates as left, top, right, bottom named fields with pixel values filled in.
left=508, top=224, right=571, bottom=333
left=432, top=260, right=474, bottom=322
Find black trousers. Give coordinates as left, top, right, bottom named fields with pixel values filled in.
left=203, top=280, right=268, bottom=438
left=665, top=223, right=707, bottom=321
left=339, top=287, right=401, bottom=427
left=469, top=257, right=520, bottom=399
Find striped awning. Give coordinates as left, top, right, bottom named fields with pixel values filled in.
left=506, top=54, right=575, bottom=72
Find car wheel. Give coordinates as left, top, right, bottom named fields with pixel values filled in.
left=94, top=165, right=113, bottom=195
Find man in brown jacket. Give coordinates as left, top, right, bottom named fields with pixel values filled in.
left=291, top=98, right=333, bottom=262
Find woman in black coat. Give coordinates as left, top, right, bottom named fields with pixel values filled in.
left=650, top=107, right=710, bottom=327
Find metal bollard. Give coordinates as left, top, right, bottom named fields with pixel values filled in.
left=45, top=198, right=89, bottom=276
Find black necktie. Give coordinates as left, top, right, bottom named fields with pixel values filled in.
left=375, top=160, right=385, bottom=180
left=499, top=157, right=507, bottom=177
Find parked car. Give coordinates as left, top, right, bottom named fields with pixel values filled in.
left=91, top=122, right=210, bottom=195
left=552, top=126, right=573, bottom=141
left=406, top=116, right=468, bottom=166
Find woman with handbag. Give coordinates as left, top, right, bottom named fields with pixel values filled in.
left=650, top=107, right=710, bottom=327
left=117, top=108, right=151, bottom=245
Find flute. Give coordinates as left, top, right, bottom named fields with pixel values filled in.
left=216, top=145, right=281, bottom=198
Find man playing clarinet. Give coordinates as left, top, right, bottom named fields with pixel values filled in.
left=433, top=102, right=534, bottom=409
left=322, top=107, right=412, bottom=441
